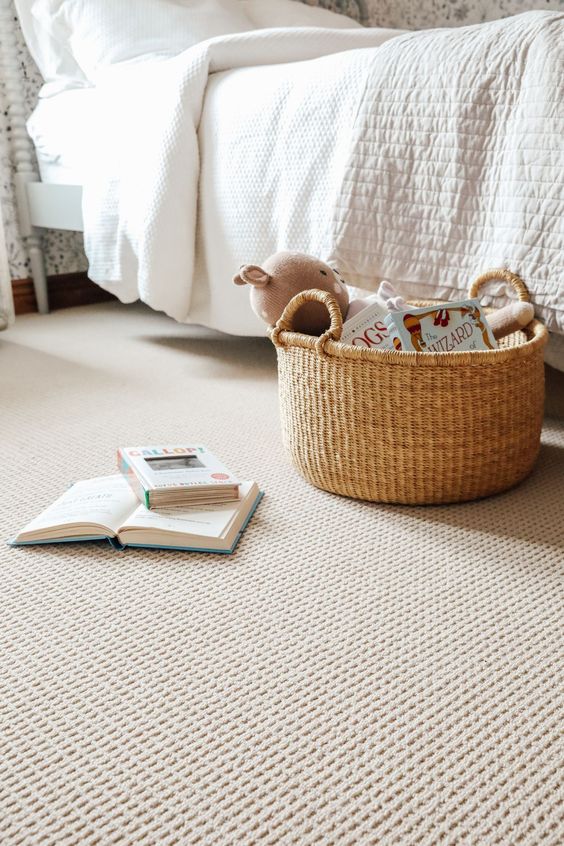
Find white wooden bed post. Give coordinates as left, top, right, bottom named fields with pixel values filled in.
left=0, top=0, right=49, bottom=313
left=355, top=1, right=370, bottom=26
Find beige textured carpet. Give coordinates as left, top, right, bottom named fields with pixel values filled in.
left=1, top=302, right=563, bottom=845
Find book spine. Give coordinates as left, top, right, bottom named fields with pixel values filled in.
left=117, top=448, right=148, bottom=506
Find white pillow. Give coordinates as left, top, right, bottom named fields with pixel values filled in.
left=14, top=0, right=88, bottom=96
left=31, top=0, right=256, bottom=82
left=240, top=0, right=362, bottom=29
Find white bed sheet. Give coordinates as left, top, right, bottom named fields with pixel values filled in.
left=27, top=89, right=98, bottom=184
left=26, top=82, right=271, bottom=334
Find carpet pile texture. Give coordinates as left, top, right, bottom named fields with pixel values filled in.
left=1, top=303, right=563, bottom=845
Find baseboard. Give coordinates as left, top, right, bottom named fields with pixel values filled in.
left=12, top=272, right=116, bottom=315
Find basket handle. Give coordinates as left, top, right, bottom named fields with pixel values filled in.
left=271, top=288, right=344, bottom=355
left=469, top=269, right=531, bottom=303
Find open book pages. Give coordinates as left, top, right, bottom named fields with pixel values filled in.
left=11, top=475, right=262, bottom=554
left=118, top=445, right=240, bottom=508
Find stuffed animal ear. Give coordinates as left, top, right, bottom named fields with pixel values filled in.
left=232, top=265, right=271, bottom=287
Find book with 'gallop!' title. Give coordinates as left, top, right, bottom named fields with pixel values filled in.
left=118, top=445, right=240, bottom=508
left=10, top=475, right=262, bottom=554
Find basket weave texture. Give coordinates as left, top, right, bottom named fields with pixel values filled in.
left=270, top=270, right=548, bottom=505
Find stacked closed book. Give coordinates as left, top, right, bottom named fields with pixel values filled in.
left=117, top=445, right=240, bottom=508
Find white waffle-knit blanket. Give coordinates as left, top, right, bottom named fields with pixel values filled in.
left=83, top=27, right=400, bottom=322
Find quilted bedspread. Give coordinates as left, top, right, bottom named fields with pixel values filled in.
left=328, top=11, right=564, bottom=332
left=84, top=13, right=563, bottom=334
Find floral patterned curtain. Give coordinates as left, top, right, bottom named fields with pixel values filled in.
left=0, top=195, right=14, bottom=328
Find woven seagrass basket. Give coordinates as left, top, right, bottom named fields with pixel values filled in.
left=269, top=270, right=548, bottom=505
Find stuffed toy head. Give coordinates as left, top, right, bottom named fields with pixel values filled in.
left=233, top=251, right=349, bottom=335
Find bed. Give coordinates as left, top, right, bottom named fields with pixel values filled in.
left=9, top=1, right=564, bottom=367
left=23, top=35, right=396, bottom=336
left=12, top=0, right=377, bottom=327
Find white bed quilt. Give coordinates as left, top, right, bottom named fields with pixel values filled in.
left=84, top=14, right=564, bottom=334
left=327, top=11, right=564, bottom=334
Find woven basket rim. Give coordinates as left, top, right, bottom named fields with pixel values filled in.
left=270, top=317, right=547, bottom=367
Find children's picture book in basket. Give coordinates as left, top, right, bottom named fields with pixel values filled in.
left=268, top=270, right=547, bottom=505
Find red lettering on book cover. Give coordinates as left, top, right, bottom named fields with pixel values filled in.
left=351, top=320, right=390, bottom=349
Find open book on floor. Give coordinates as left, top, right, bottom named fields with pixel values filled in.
left=10, top=475, right=262, bottom=554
